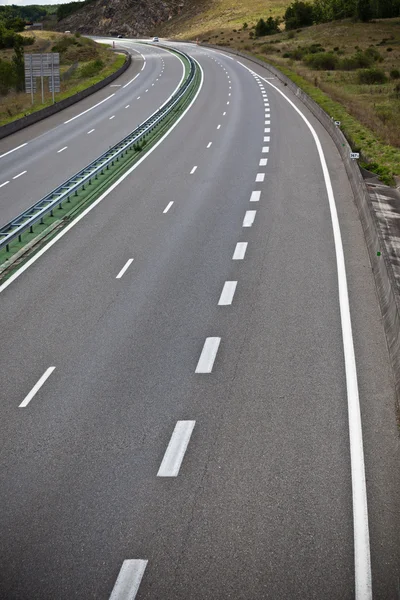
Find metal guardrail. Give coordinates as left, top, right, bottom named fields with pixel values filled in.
left=0, top=47, right=197, bottom=253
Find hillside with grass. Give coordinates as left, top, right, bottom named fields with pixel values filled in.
left=0, top=31, right=125, bottom=126
left=158, top=2, right=400, bottom=185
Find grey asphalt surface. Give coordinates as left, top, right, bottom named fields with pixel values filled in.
left=0, top=41, right=185, bottom=225
left=0, top=42, right=399, bottom=599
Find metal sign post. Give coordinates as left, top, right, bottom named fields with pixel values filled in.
left=24, top=53, right=60, bottom=105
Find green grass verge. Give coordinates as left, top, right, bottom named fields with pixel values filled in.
left=253, top=55, right=400, bottom=186
left=0, top=59, right=200, bottom=283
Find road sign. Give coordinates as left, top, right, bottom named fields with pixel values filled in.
left=24, top=53, right=60, bottom=104
left=350, top=152, right=360, bottom=160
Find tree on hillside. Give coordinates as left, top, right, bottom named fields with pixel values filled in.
left=284, top=0, right=314, bottom=29
left=255, top=16, right=281, bottom=36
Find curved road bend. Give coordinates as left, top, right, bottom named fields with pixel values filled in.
left=0, top=42, right=185, bottom=224
left=0, top=41, right=398, bottom=599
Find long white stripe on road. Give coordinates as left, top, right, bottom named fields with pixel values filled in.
left=163, top=201, right=174, bottom=213
left=250, top=191, right=261, bottom=202
left=218, top=281, right=237, bottom=305
left=237, top=58, right=372, bottom=600
left=195, top=337, right=221, bottom=373
left=109, top=560, right=147, bottom=600
left=243, top=210, right=256, bottom=227
left=64, top=93, right=115, bottom=124
left=19, top=367, right=55, bottom=408
left=13, top=170, right=27, bottom=179
left=0, top=142, right=27, bottom=160
left=123, top=73, right=140, bottom=89
left=116, top=258, right=134, bottom=279
left=232, top=242, right=247, bottom=260
left=157, top=420, right=196, bottom=477
left=0, top=61, right=204, bottom=294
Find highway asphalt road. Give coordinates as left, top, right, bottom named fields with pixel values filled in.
left=0, top=42, right=185, bottom=225
left=0, top=41, right=399, bottom=599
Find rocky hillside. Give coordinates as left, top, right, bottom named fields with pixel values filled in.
left=55, top=0, right=209, bottom=37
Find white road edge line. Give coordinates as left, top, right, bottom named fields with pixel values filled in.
left=195, top=337, right=221, bottom=373
left=0, top=54, right=202, bottom=294
left=64, top=94, right=115, bottom=124
left=19, top=367, right=55, bottom=408
left=116, top=258, right=134, bottom=279
left=237, top=59, right=372, bottom=600
left=13, top=171, right=27, bottom=180
left=232, top=242, right=247, bottom=260
left=0, top=142, right=27, bottom=160
left=109, top=559, right=148, bottom=600
left=157, top=420, right=196, bottom=477
left=243, top=210, right=256, bottom=227
left=218, top=281, right=237, bottom=305
left=123, top=73, right=140, bottom=89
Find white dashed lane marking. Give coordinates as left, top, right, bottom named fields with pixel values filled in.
left=243, top=210, right=256, bottom=227
left=218, top=281, right=237, bottom=306
left=157, top=420, right=196, bottom=477
left=195, top=337, right=221, bottom=373
left=232, top=242, right=248, bottom=260
left=250, top=191, right=261, bottom=202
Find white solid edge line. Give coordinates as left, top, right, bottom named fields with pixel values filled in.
left=237, top=59, right=372, bottom=599
left=250, top=191, right=261, bottom=202
left=0, top=142, right=28, bottom=160
left=123, top=73, right=140, bottom=88
left=109, top=559, right=148, bottom=600
left=190, top=166, right=197, bottom=174
left=19, top=366, right=55, bottom=408
left=157, top=420, right=196, bottom=477
left=243, top=210, right=256, bottom=227
left=218, top=281, right=237, bottom=306
left=0, top=181, right=10, bottom=188
left=116, top=258, right=134, bottom=279
left=13, top=171, right=27, bottom=179
left=232, top=242, right=247, bottom=260
left=195, top=337, right=221, bottom=373
left=64, top=94, right=115, bottom=124
left=163, top=201, right=174, bottom=214
left=256, top=173, right=265, bottom=182
left=0, top=54, right=201, bottom=295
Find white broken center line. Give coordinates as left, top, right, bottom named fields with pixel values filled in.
left=157, top=420, right=196, bottom=477
left=116, top=258, right=134, bottom=279
left=109, top=559, right=148, bottom=600
left=57, top=147, right=67, bottom=153
left=232, top=242, right=247, bottom=260
left=19, top=367, right=55, bottom=408
left=243, top=210, right=256, bottom=227
left=13, top=170, right=27, bottom=180
left=218, top=281, right=237, bottom=305
left=163, top=201, right=174, bottom=213
left=195, top=337, right=221, bottom=373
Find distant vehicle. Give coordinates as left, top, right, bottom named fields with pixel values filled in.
left=64, top=31, right=71, bottom=34
left=117, top=34, right=123, bottom=38
left=153, top=36, right=159, bottom=42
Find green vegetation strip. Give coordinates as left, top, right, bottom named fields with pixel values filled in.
left=255, top=56, right=400, bottom=185
left=0, top=60, right=200, bottom=283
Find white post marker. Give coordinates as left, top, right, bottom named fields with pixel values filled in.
left=232, top=242, right=248, bottom=260
left=237, top=59, right=372, bottom=600
left=195, top=337, right=221, bottom=373
left=157, top=420, right=196, bottom=477
left=109, top=559, right=148, bottom=600
left=19, top=367, right=55, bottom=408
left=243, top=210, right=256, bottom=227
left=218, top=281, right=237, bottom=305
left=116, top=258, right=134, bottom=279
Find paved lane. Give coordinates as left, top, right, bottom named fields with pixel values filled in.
left=0, top=42, right=184, bottom=224
left=0, top=43, right=398, bottom=600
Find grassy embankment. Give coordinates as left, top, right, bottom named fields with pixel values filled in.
left=0, top=31, right=125, bottom=126
left=159, top=4, right=400, bottom=185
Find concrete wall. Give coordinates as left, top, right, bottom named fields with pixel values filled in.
left=0, top=50, right=131, bottom=141
left=203, top=43, right=400, bottom=405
